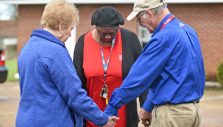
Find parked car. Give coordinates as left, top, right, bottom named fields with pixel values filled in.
left=0, top=49, right=8, bottom=83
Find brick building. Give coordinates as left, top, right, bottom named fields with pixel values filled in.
left=0, top=20, right=17, bottom=58
left=0, top=20, right=17, bottom=38
left=1, top=0, right=223, bottom=80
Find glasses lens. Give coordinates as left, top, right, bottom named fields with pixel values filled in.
left=137, top=11, right=147, bottom=22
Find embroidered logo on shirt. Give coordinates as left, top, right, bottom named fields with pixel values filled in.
left=179, top=23, right=185, bottom=27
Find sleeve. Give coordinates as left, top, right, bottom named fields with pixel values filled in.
left=39, top=56, right=108, bottom=126
left=131, top=32, right=148, bottom=106
left=104, top=36, right=174, bottom=115
left=73, top=34, right=87, bottom=90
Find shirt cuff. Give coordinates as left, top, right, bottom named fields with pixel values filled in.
left=96, top=114, right=109, bottom=126
left=142, top=99, right=153, bottom=112
left=104, top=104, right=118, bottom=116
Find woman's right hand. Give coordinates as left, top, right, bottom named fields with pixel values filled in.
left=103, top=116, right=119, bottom=127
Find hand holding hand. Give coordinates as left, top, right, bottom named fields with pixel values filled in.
left=138, top=108, right=152, bottom=127
left=103, top=116, right=119, bottom=127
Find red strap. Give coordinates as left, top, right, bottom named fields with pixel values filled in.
left=160, top=15, right=175, bottom=30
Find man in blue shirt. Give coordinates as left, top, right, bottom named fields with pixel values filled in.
left=104, top=0, right=205, bottom=127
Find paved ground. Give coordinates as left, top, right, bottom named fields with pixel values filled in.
left=0, top=82, right=223, bottom=127
left=0, top=82, right=19, bottom=127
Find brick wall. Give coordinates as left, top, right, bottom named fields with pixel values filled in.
left=76, top=4, right=137, bottom=37
left=17, top=5, right=44, bottom=53
left=169, top=4, right=223, bottom=80
left=17, top=4, right=223, bottom=80
left=0, top=20, right=17, bottom=37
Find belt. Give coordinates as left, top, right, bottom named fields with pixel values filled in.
left=172, top=100, right=200, bottom=105
left=183, top=100, right=200, bottom=104
left=157, top=100, right=200, bottom=106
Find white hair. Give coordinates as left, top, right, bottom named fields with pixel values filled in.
left=151, top=4, right=168, bottom=15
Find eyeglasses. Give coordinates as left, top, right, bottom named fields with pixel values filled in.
left=96, top=26, right=118, bottom=35
left=136, top=11, right=147, bottom=23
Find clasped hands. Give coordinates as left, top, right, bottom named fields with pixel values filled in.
left=103, top=108, right=151, bottom=127
left=103, top=116, right=119, bottom=127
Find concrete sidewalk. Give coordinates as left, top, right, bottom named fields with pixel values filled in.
left=205, top=81, right=221, bottom=87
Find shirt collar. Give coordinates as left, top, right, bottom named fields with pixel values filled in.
left=152, top=13, right=173, bottom=36
left=31, top=29, right=65, bottom=47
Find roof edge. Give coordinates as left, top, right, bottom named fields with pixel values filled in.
left=0, top=0, right=223, bottom=4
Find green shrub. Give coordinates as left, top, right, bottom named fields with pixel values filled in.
left=6, top=58, right=18, bottom=82
left=217, top=62, right=223, bottom=87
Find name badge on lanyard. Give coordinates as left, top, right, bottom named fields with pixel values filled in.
left=100, top=84, right=108, bottom=99
left=99, top=38, right=115, bottom=105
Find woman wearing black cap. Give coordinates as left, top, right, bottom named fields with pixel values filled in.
left=73, top=6, right=147, bottom=127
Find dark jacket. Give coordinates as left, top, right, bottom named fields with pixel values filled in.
left=73, top=28, right=147, bottom=127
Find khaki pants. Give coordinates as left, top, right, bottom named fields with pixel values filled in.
left=150, top=102, right=200, bottom=127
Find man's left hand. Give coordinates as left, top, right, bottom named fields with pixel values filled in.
left=138, top=108, right=152, bottom=127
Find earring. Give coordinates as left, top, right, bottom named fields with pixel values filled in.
left=58, top=34, right=62, bottom=38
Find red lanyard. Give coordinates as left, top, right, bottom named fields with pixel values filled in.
left=160, top=15, right=175, bottom=30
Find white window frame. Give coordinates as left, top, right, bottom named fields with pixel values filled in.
left=65, top=26, right=77, bottom=60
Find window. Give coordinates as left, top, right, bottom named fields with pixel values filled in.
left=65, top=26, right=77, bottom=60
left=0, top=4, right=18, bottom=20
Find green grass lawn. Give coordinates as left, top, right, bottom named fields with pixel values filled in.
left=5, top=58, right=18, bottom=82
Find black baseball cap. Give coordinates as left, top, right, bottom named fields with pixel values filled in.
left=91, top=6, right=124, bottom=27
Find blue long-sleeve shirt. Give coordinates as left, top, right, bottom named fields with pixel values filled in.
left=104, top=14, right=205, bottom=115
left=16, top=29, right=108, bottom=127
